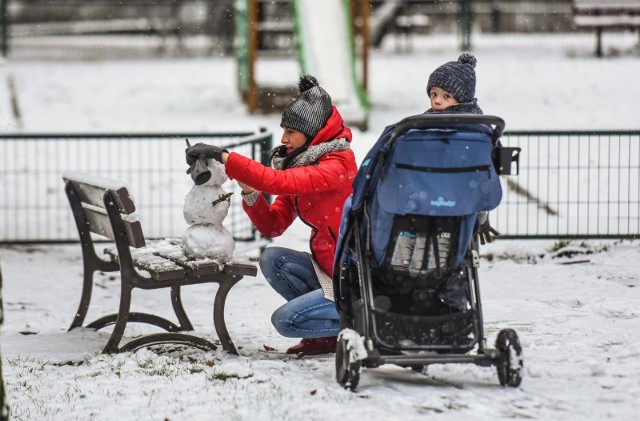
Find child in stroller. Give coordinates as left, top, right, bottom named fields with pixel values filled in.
left=425, top=52, right=500, bottom=247
left=331, top=55, right=522, bottom=391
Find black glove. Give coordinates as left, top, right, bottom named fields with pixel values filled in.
left=474, top=219, right=500, bottom=245
left=185, top=142, right=228, bottom=166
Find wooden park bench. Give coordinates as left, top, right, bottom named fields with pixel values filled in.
left=573, top=0, right=640, bottom=57
left=63, top=171, right=256, bottom=354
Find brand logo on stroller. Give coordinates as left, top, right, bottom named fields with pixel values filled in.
left=430, top=196, right=456, bottom=207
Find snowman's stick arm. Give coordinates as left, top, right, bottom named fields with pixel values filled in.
left=212, top=192, right=234, bottom=207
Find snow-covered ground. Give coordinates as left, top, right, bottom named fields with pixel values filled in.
left=1, top=33, right=640, bottom=420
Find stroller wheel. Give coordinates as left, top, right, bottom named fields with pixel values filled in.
left=495, top=329, right=523, bottom=387
left=410, top=365, right=426, bottom=373
left=335, top=336, right=361, bottom=391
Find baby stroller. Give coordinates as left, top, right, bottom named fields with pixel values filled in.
left=333, top=114, right=522, bottom=390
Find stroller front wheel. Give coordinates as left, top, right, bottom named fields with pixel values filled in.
left=335, top=335, right=362, bottom=391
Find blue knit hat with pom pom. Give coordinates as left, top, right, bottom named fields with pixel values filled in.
left=426, top=53, right=477, bottom=103
left=280, top=75, right=332, bottom=139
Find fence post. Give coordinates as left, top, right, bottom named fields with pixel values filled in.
left=491, top=1, right=501, bottom=33
left=459, top=0, right=473, bottom=51
left=259, top=127, right=273, bottom=203
left=0, top=255, right=7, bottom=421
left=0, top=0, right=8, bottom=58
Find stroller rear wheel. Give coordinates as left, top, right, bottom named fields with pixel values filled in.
left=495, top=328, right=523, bottom=387
left=410, top=365, right=427, bottom=373
left=335, top=336, right=361, bottom=391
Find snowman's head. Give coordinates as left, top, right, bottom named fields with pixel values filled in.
left=190, top=157, right=228, bottom=186
left=203, top=159, right=227, bottom=186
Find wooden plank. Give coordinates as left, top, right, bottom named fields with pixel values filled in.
left=84, top=205, right=145, bottom=248
left=125, top=220, right=146, bottom=248
left=221, top=260, right=259, bottom=277
left=107, top=239, right=257, bottom=281
left=574, top=15, right=640, bottom=28
left=574, top=0, right=640, bottom=12
left=64, top=174, right=136, bottom=214
left=84, top=205, right=116, bottom=240
left=154, top=249, right=222, bottom=277
left=132, top=240, right=225, bottom=279
left=12, top=18, right=171, bottom=37
left=130, top=247, right=186, bottom=281
left=153, top=244, right=258, bottom=277
left=104, top=246, right=186, bottom=282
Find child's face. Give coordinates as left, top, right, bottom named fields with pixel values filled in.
left=429, top=87, right=459, bottom=111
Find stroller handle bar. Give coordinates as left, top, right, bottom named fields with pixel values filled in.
left=387, top=114, right=506, bottom=147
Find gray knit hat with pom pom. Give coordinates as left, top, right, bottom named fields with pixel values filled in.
left=426, top=53, right=477, bottom=103
left=280, top=75, right=332, bottom=139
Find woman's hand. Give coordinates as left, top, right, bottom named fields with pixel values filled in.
left=185, top=142, right=228, bottom=165
left=237, top=180, right=255, bottom=195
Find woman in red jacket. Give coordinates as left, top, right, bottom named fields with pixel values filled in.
left=185, top=75, right=357, bottom=356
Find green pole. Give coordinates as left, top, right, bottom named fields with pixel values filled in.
left=0, top=0, right=8, bottom=58
left=234, top=0, right=249, bottom=97
left=0, top=256, right=7, bottom=421
left=459, top=0, right=472, bottom=51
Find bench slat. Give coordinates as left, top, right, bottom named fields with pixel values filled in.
left=104, top=247, right=186, bottom=281
left=64, top=177, right=136, bottom=214
left=574, top=3, right=640, bottom=13
left=105, top=243, right=257, bottom=281
left=85, top=206, right=145, bottom=248
left=154, top=249, right=222, bottom=277
left=574, top=15, right=640, bottom=27
left=220, top=261, right=259, bottom=277
left=154, top=249, right=258, bottom=278
left=13, top=18, right=176, bottom=37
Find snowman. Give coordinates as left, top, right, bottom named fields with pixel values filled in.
left=182, top=153, right=235, bottom=263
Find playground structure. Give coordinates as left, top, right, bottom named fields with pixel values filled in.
left=235, top=0, right=370, bottom=130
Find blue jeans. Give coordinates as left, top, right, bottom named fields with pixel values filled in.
left=259, top=247, right=340, bottom=338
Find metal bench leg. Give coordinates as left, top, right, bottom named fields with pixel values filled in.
left=68, top=267, right=94, bottom=331
left=119, top=332, right=218, bottom=353
left=102, top=283, right=133, bottom=354
left=213, top=277, right=242, bottom=355
left=596, top=27, right=603, bottom=57
left=171, top=286, right=194, bottom=331
left=87, top=312, right=182, bottom=332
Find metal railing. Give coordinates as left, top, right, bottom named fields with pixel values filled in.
left=0, top=130, right=273, bottom=243
left=495, top=130, right=640, bottom=239
left=1, top=129, right=638, bottom=242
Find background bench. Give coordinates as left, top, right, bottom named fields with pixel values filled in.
left=573, top=0, right=640, bottom=57
left=63, top=171, right=256, bottom=354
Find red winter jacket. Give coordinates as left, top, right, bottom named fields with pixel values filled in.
left=225, top=107, right=357, bottom=277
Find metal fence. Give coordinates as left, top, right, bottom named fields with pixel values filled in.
left=1, top=130, right=638, bottom=242
left=495, top=130, right=640, bottom=239
left=0, top=130, right=273, bottom=243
